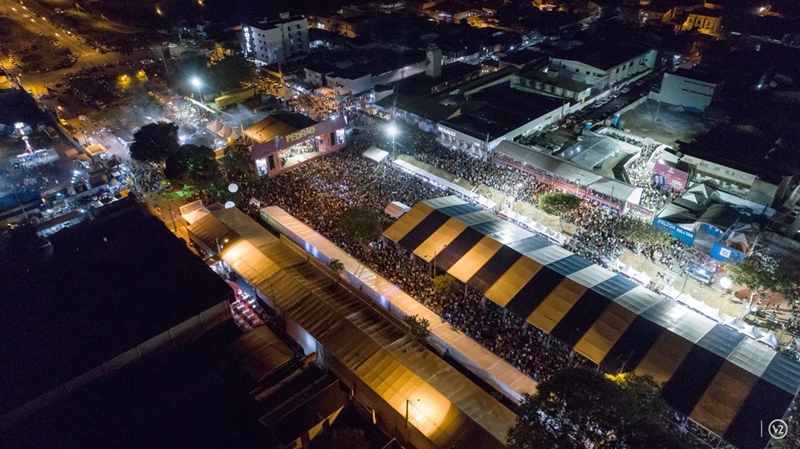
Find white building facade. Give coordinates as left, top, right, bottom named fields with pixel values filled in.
left=654, top=71, right=718, bottom=111
left=242, top=17, right=309, bottom=65
left=551, top=48, right=656, bottom=90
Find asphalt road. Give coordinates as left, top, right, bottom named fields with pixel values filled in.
left=0, top=0, right=93, bottom=58
left=0, top=0, right=166, bottom=96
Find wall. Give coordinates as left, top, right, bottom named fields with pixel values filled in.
left=654, top=72, right=716, bottom=110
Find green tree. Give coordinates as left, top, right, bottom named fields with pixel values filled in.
left=725, top=253, right=799, bottom=317
left=403, top=314, right=431, bottom=342
left=338, top=208, right=382, bottom=245
left=308, top=427, right=369, bottom=449
left=164, top=144, right=219, bottom=190
left=507, top=368, right=689, bottom=449
left=433, top=274, right=460, bottom=298
left=538, top=192, right=581, bottom=230
left=615, top=218, right=673, bottom=250
left=208, top=53, right=255, bottom=92
left=129, top=122, right=179, bottom=163
left=221, top=140, right=256, bottom=181
left=328, top=258, right=345, bottom=274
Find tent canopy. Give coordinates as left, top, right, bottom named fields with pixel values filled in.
left=363, top=146, right=389, bottom=163
left=385, top=201, right=411, bottom=219
left=494, top=140, right=642, bottom=205
left=384, top=196, right=800, bottom=449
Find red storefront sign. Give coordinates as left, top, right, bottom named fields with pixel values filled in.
left=251, top=115, right=345, bottom=161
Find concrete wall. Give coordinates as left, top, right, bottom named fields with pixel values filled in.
left=653, top=72, right=716, bottom=110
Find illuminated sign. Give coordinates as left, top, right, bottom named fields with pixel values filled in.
left=437, top=125, right=456, bottom=137
left=285, top=126, right=316, bottom=143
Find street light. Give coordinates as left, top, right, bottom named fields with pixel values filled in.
left=387, top=124, right=398, bottom=160
left=190, top=77, right=202, bottom=102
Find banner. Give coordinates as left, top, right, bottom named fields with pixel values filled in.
left=652, top=217, right=696, bottom=246
left=652, top=162, right=689, bottom=192
left=709, top=242, right=746, bottom=263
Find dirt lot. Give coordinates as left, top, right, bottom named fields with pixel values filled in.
left=619, top=99, right=713, bottom=146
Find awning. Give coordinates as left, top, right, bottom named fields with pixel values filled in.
left=384, top=201, right=410, bottom=219
left=384, top=196, right=800, bottom=448
left=363, top=146, right=389, bottom=163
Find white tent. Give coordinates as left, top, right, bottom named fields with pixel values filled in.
left=723, top=316, right=743, bottom=330
left=758, top=333, right=779, bottom=349
left=662, top=286, right=680, bottom=300
left=363, top=146, right=389, bottom=163
left=677, top=293, right=700, bottom=310
left=384, top=201, right=411, bottom=219
left=739, top=324, right=761, bottom=339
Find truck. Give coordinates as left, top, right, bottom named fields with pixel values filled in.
left=214, top=88, right=256, bottom=109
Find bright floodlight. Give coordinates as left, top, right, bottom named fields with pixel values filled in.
left=191, top=77, right=201, bottom=88
left=387, top=124, right=398, bottom=137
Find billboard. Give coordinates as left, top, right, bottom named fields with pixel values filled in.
left=652, top=217, right=696, bottom=246
left=652, top=162, right=689, bottom=192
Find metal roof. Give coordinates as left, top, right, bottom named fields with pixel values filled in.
left=385, top=196, right=800, bottom=449
left=189, top=207, right=515, bottom=448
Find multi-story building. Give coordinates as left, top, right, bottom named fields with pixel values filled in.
left=680, top=8, right=723, bottom=37
left=241, top=15, right=309, bottom=65
left=550, top=42, right=656, bottom=90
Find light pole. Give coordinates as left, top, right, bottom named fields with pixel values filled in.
left=387, top=124, right=398, bottom=160
left=190, top=77, right=202, bottom=103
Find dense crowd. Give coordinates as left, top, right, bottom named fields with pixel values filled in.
left=131, top=162, right=166, bottom=193
left=287, top=91, right=340, bottom=122
left=241, top=124, right=594, bottom=384
left=231, top=115, right=754, bottom=448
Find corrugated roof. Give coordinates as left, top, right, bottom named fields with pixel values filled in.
left=191, top=207, right=515, bottom=448
left=385, top=196, right=800, bottom=449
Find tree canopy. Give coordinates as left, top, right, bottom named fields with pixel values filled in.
left=538, top=192, right=581, bottom=216
left=208, top=54, right=255, bottom=92
left=129, top=122, right=179, bottom=163
left=164, top=144, right=219, bottom=190
left=507, top=368, right=690, bottom=449
left=725, top=253, right=800, bottom=307
left=338, top=208, right=382, bottom=245
left=221, top=140, right=256, bottom=182
left=433, top=274, right=460, bottom=298
left=328, top=258, right=345, bottom=274
left=615, top=218, right=673, bottom=248
left=403, top=314, right=431, bottom=342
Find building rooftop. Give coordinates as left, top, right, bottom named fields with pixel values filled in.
left=500, top=49, right=546, bottom=67
left=0, top=199, right=232, bottom=417
left=376, top=94, right=460, bottom=123
left=439, top=83, right=563, bottom=139
left=673, top=68, right=721, bottom=84
left=394, top=62, right=482, bottom=97
left=244, top=113, right=317, bottom=144
left=554, top=41, right=651, bottom=72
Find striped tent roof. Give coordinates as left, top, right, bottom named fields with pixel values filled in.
left=384, top=196, right=800, bottom=449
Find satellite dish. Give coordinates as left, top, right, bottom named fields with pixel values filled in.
left=224, top=201, right=235, bottom=209
left=228, top=183, right=238, bottom=193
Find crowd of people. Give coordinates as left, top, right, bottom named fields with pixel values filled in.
left=227, top=112, right=752, bottom=448
left=130, top=161, right=166, bottom=193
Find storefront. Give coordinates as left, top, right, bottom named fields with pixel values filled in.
left=248, top=115, right=346, bottom=177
